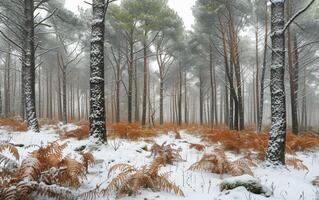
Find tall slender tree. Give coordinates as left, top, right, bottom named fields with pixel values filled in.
left=89, top=0, right=107, bottom=141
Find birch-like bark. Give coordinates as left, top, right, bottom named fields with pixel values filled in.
left=89, top=0, right=106, bottom=141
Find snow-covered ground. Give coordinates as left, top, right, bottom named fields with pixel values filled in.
left=1, top=124, right=319, bottom=200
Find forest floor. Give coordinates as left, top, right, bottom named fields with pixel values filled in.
left=1, top=121, right=319, bottom=200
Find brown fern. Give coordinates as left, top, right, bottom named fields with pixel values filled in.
left=81, top=151, right=95, bottom=173
left=189, top=149, right=254, bottom=177
left=102, top=159, right=184, bottom=198
left=286, top=157, right=308, bottom=171
left=149, top=142, right=183, bottom=165
left=0, top=144, right=20, bottom=161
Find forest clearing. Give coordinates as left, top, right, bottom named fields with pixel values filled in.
left=1, top=0, right=319, bottom=199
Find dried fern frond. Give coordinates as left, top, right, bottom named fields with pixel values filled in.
left=0, top=185, right=18, bottom=200
left=102, top=170, right=136, bottom=196
left=228, top=159, right=254, bottom=176
left=156, top=175, right=184, bottom=196
left=51, top=157, right=86, bottom=188
left=36, top=182, right=78, bottom=200
left=286, top=157, right=309, bottom=171
left=60, top=125, right=89, bottom=140
left=189, top=150, right=254, bottom=177
left=0, top=154, right=18, bottom=169
left=0, top=118, right=27, bottom=132
left=149, top=142, right=183, bottom=165
left=16, top=157, right=41, bottom=181
left=102, top=161, right=184, bottom=198
left=31, top=141, right=68, bottom=166
left=79, top=185, right=100, bottom=200
left=189, top=150, right=229, bottom=175
left=81, top=151, right=95, bottom=173
left=107, top=163, right=137, bottom=178
left=0, top=144, right=20, bottom=160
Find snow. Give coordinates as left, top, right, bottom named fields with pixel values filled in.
left=1, top=125, right=319, bottom=199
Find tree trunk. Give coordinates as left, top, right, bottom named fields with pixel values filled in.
left=62, top=66, right=67, bottom=124
left=199, top=69, right=203, bottom=125
left=23, top=0, right=39, bottom=132
left=89, top=0, right=106, bottom=141
left=159, top=76, right=164, bottom=124
left=287, top=0, right=299, bottom=134
left=116, top=62, right=120, bottom=123
left=141, top=30, right=148, bottom=126
left=134, top=60, right=139, bottom=122
left=4, top=50, right=10, bottom=117
left=255, top=18, right=260, bottom=127
left=0, top=73, right=2, bottom=116
left=178, top=61, right=182, bottom=125
left=257, top=3, right=268, bottom=133
left=266, top=0, right=287, bottom=165
left=209, top=39, right=214, bottom=126
left=184, top=69, right=188, bottom=124
left=127, top=28, right=134, bottom=123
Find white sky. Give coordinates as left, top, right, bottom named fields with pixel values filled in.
left=64, top=0, right=195, bottom=30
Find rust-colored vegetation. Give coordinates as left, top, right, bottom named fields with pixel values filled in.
left=201, top=128, right=319, bottom=160
left=101, top=158, right=184, bottom=198
left=0, top=118, right=27, bottom=132
left=189, top=148, right=255, bottom=177
left=0, top=141, right=95, bottom=200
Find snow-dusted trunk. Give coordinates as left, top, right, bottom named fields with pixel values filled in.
left=89, top=0, right=106, bottom=141
left=266, top=1, right=287, bottom=165
left=23, top=0, right=39, bottom=132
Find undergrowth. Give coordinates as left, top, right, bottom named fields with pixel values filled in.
left=189, top=149, right=255, bottom=177
left=102, top=158, right=184, bottom=198
left=0, top=141, right=95, bottom=200
left=0, top=118, right=27, bottom=132
left=201, top=129, right=319, bottom=159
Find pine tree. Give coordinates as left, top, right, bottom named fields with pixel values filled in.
left=23, top=0, right=39, bottom=132
left=89, top=0, right=107, bottom=141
